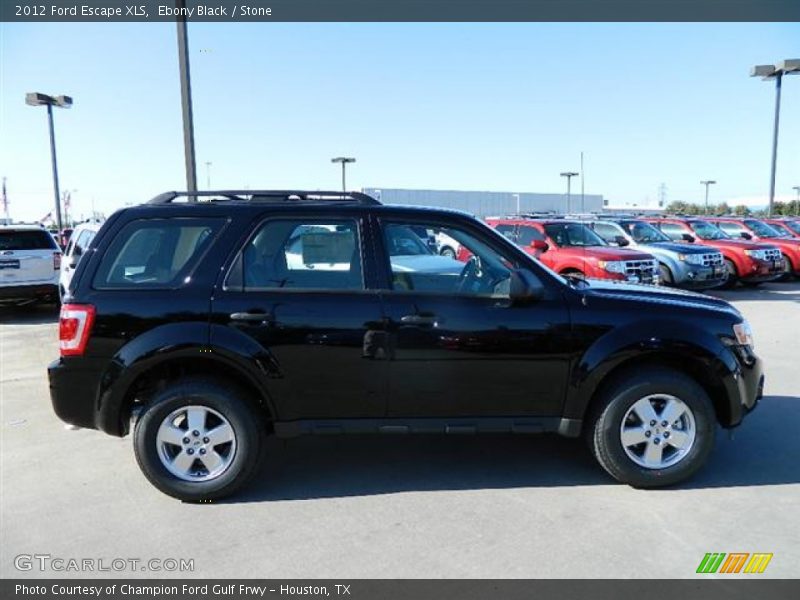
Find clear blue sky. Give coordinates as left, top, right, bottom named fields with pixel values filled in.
left=1, top=22, right=798, bottom=221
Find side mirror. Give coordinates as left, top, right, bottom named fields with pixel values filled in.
left=530, top=239, right=549, bottom=252
left=614, top=235, right=630, bottom=247
left=509, top=269, right=545, bottom=304
left=68, top=254, right=81, bottom=269
left=681, top=233, right=695, bottom=243
left=740, top=231, right=752, bottom=240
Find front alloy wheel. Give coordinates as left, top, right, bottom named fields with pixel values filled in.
left=619, top=395, right=696, bottom=469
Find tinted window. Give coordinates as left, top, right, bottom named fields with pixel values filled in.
left=94, top=219, right=222, bottom=288
left=717, top=222, right=745, bottom=235
left=493, top=224, right=517, bottom=242
left=744, top=219, right=782, bottom=238
left=623, top=221, right=671, bottom=243
left=0, top=229, right=57, bottom=250
left=517, top=225, right=545, bottom=245
left=235, top=219, right=363, bottom=291
left=689, top=221, right=729, bottom=241
left=74, top=230, right=95, bottom=255
left=383, top=221, right=518, bottom=296
left=592, top=222, right=622, bottom=243
left=543, top=223, right=606, bottom=247
left=658, top=223, right=689, bottom=240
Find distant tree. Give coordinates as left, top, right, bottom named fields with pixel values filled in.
left=714, top=202, right=731, bottom=215
left=786, top=200, right=800, bottom=216
left=665, top=201, right=689, bottom=214
left=772, top=201, right=787, bottom=216
left=733, top=204, right=750, bottom=216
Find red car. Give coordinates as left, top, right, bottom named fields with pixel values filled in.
left=482, top=217, right=659, bottom=284
left=762, top=217, right=800, bottom=239
left=706, top=217, right=800, bottom=279
left=646, top=217, right=783, bottom=287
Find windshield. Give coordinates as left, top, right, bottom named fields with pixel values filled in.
left=543, top=222, right=607, bottom=247
left=689, top=220, right=730, bottom=241
left=622, top=220, right=671, bottom=243
left=745, top=219, right=784, bottom=238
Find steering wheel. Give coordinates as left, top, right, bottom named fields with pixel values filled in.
left=457, top=255, right=482, bottom=293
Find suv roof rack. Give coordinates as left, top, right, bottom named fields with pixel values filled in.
left=147, top=190, right=381, bottom=205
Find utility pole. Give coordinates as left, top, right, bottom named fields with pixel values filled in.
left=701, top=180, right=716, bottom=214
left=176, top=0, right=197, bottom=195
left=560, top=172, right=579, bottom=213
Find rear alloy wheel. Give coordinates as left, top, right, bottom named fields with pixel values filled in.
left=134, top=378, right=264, bottom=501
left=587, top=368, right=715, bottom=488
left=440, top=246, right=457, bottom=259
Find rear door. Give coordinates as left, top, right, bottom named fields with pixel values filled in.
left=211, top=211, right=388, bottom=421
left=0, top=229, right=59, bottom=285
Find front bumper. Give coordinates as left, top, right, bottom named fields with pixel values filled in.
left=720, top=346, right=764, bottom=427
left=672, top=263, right=727, bottom=289
left=739, top=258, right=783, bottom=282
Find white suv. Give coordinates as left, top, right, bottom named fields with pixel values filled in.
left=0, top=225, right=62, bottom=306
left=60, top=221, right=102, bottom=301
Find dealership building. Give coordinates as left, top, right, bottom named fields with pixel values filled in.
left=361, top=187, right=605, bottom=217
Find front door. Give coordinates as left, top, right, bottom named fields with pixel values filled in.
left=375, top=216, right=571, bottom=418
left=211, top=214, right=388, bottom=420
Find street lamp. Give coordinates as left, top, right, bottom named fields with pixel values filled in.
left=793, top=186, right=800, bottom=204
left=331, top=157, right=356, bottom=192
left=751, top=59, right=800, bottom=216
left=25, top=92, right=72, bottom=232
left=560, top=172, right=579, bottom=213
left=176, top=0, right=197, bottom=195
left=512, top=193, right=520, bottom=215
left=205, top=161, right=212, bottom=189
left=700, top=180, right=717, bottom=214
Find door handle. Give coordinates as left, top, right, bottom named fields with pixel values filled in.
left=400, top=314, right=438, bottom=326
left=230, top=312, right=273, bottom=323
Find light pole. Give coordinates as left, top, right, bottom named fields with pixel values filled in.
left=701, top=180, right=717, bottom=214
left=205, top=161, right=212, bottom=189
left=512, top=193, right=520, bottom=215
left=25, top=92, right=72, bottom=233
left=176, top=0, right=197, bottom=195
left=560, top=172, right=579, bottom=213
left=751, top=59, right=800, bottom=217
left=793, top=186, right=800, bottom=204
left=331, top=157, right=356, bottom=192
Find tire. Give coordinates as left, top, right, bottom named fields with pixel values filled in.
left=720, top=259, right=737, bottom=289
left=133, top=378, right=265, bottom=501
left=440, top=246, right=456, bottom=259
left=780, top=253, right=794, bottom=281
left=586, top=368, right=716, bottom=488
left=658, top=264, right=673, bottom=286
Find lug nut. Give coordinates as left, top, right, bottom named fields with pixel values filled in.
left=663, top=432, right=670, bottom=438
left=654, top=438, right=661, bottom=445
left=187, top=448, right=194, bottom=455
left=182, top=437, right=190, bottom=444
left=661, top=421, right=668, bottom=427
left=203, top=437, right=209, bottom=443
left=644, top=431, right=652, bottom=438
left=199, top=448, right=206, bottom=455
left=650, top=420, right=656, bottom=426
left=192, top=430, right=200, bottom=437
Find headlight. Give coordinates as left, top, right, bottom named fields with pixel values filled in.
left=733, top=320, right=754, bottom=348
left=744, top=249, right=767, bottom=260
left=678, top=253, right=704, bottom=265
left=598, top=260, right=626, bottom=274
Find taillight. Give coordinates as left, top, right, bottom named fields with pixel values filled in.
left=59, top=304, right=96, bottom=357
left=54, top=252, right=62, bottom=270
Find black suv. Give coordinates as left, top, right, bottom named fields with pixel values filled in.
left=49, top=191, right=764, bottom=500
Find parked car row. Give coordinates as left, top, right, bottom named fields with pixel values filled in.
left=434, top=214, right=800, bottom=291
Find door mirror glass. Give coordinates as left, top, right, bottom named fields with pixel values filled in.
left=740, top=231, right=752, bottom=240
left=614, top=235, right=630, bottom=247
left=509, top=269, right=544, bottom=304
left=681, top=233, right=695, bottom=243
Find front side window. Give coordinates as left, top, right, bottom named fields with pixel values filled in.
left=657, top=222, right=689, bottom=240
left=689, top=220, right=730, bottom=241
left=93, top=218, right=222, bottom=288
left=717, top=221, right=746, bottom=236
left=623, top=221, right=671, bottom=243
left=233, top=219, right=363, bottom=291
left=516, top=225, right=545, bottom=245
left=592, top=222, right=624, bottom=243
left=543, top=222, right=606, bottom=247
left=382, top=221, right=518, bottom=296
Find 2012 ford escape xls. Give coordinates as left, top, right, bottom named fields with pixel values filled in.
left=48, top=191, right=764, bottom=501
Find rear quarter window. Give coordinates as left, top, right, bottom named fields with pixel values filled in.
left=92, top=218, right=223, bottom=289
left=0, top=230, right=58, bottom=250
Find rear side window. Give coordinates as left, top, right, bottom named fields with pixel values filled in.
left=93, top=218, right=222, bottom=289
left=0, top=230, right=58, bottom=250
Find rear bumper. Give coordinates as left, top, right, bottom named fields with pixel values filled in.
left=0, top=283, right=57, bottom=303
left=48, top=357, right=102, bottom=431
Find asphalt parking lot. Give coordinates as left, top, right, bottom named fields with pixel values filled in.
left=1, top=283, right=798, bottom=579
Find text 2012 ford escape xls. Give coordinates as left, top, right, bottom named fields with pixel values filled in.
left=49, top=191, right=764, bottom=501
